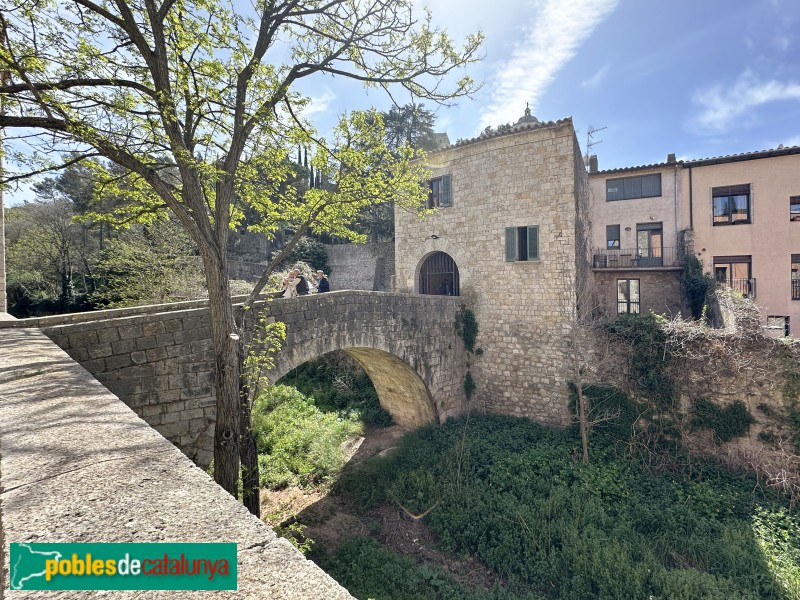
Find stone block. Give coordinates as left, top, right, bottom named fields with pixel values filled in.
left=111, top=339, right=136, bottom=354
left=135, top=336, right=157, bottom=351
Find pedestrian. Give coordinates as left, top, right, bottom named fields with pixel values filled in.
left=295, top=269, right=310, bottom=295
left=281, top=270, right=300, bottom=298
left=315, top=270, right=330, bottom=293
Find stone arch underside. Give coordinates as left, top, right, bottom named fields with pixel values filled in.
left=269, top=346, right=438, bottom=429
left=343, top=347, right=437, bottom=428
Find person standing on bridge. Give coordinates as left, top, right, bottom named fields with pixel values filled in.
left=295, top=269, right=310, bottom=295
left=315, top=270, right=330, bottom=293
left=281, top=271, right=300, bottom=298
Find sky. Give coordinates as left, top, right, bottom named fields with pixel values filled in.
left=5, top=0, right=800, bottom=205
left=303, top=0, right=800, bottom=172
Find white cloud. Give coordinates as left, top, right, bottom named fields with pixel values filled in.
left=304, top=87, right=337, bottom=116
left=478, top=0, right=619, bottom=130
left=691, top=70, right=800, bottom=134
left=581, top=64, right=610, bottom=89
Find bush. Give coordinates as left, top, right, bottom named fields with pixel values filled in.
left=332, top=414, right=799, bottom=600
left=690, top=398, right=756, bottom=442
left=252, top=385, right=363, bottom=488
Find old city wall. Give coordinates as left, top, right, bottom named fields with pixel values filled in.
left=395, top=121, right=589, bottom=426
left=0, top=292, right=465, bottom=467
left=324, top=242, right=395, bottom=291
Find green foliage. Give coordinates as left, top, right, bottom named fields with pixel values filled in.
left=464, top=371, right=476, bottom=400
left=607, top=313, right=675, bottom=411
left=455, top=306, right=479, bottom=353
left=279, top=236, right=330, bottom=275
left=251, top=385, right=363, bottom=489
left=242, top=313, right=287, bottom=403
left=90, top=220, right=206, bottom=307
left=318, top=537, right=543, bottom=600
left=279, top=353, right=392, bottom=428
left=681, top=255, right=715, bottom=320
left=332, top=414, right=799, bottom=600
left=568, top=384, right=638, bottom=446
left=779, top=349, right=800, bottom=445
left=691, top=399, right=756, bottom=442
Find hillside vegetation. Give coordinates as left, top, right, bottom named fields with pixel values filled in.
left=315, top=413, right=800, bottom=600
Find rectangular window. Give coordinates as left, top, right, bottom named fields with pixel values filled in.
left=505, top=226, right=539, bottom=262
left=766, top=316, right=790, bottom=337
left=606, top=174, right=661, bottom=201
left=792, top=254, right=800, bottom=300
left=791, top=196, right=800, bottom=221
left=606, top=225, right=620, bottom=248
left=712, top=184, right=751, bottom=225
left=617, top=279, right=640, bottom=314
left=427, top=175, right=452, bottom=209
left=714, top=255, right=753, bottom=297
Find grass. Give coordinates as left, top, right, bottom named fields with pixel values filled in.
left=252, top=384, right=363, bottom=489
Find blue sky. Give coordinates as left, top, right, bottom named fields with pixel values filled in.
left=6, top=0, right=800, bottom=206
left=306, top=0, right=800, bottom=171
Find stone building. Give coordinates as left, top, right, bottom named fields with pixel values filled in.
left=394, top=108, right=591, bottom=426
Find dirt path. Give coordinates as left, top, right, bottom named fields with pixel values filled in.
left=260, top=424, right=498, bottom=593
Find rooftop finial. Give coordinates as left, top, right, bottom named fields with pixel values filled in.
left=525, top=102, right=531, bottom=116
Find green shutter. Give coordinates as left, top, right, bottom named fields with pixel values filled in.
left=527, top=225, right=539, bottom=260
left=440, top=175, right=452, bottom=207
left=505, top=227, right=516, bottom=262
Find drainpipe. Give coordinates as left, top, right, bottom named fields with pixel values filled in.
left=688, top=166, right=694, bottom=229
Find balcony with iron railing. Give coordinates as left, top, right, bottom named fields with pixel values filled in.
left=592, top=246, right=682, bottom=270
left=718, top=278, right=757, bottom=299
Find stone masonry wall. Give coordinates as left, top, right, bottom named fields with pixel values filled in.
left=593, top=269, right=684, bottom=317
left=395, top=120, right=587, bottom=426
left=324, top=242, right=395, bottom=291
left=1, top=292, right=465, bottom=467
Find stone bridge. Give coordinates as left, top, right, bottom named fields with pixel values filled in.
left=0, top=291, right=467, bottom=467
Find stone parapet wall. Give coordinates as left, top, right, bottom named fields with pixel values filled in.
left=4, top=292, right=465, bottom=467
left=0, top=328, right=353, bottom=599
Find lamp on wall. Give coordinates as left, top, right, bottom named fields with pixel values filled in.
left=430, top=234, right=439, bottom=239
left=624, top=227, right=631, bottom=231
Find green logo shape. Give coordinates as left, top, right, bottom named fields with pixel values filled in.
left=9, top=543, right=237, bottom=590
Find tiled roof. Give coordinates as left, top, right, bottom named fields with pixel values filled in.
left=594, top=161, right=674, bottom=175
left=683, top=144, right=800, bottom=166
left=594, top=144, right=800, bottom=175
left=435, top=117, right=572, bottom=151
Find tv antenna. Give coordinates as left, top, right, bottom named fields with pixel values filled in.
left=586, top=125, right=607, bottom=156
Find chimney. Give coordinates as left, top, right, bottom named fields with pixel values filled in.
left=667, top=153, right=676, bottom=163
left=588, top=155, right=598, bottom=173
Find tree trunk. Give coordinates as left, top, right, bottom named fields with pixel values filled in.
left=203, top=249, right=241, bottom=497
left=577, top=382, right=589, bottom=465
left=239, top=382, right=261, bottom=516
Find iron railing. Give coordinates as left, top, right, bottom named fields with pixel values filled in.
left=719, top=278, right=756, bottom=299
left=592, top=246, right=681, bottom=269
left=792, top=280, right=799, bottom=300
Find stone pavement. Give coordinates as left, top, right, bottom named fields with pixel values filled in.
left=0, top=327, right=353, bottom=599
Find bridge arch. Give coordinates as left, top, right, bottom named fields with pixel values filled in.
left=269, top=347, right=437, bottom=428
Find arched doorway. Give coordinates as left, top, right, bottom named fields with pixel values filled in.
left=419, top=251, right=460, bottom=296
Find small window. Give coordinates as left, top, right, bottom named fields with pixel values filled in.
left=712, top=184, right=751, bottom=225
left=766, top=316, right=790, bottom=337
left=606, top=225, right=620, bottom=248
left=617, top=279, right=640, bottom=314
left=428, top=175, right=452, bottom=209
left=606, top=174, right=661, bottom=201
left=791, top=196, right=800, bottom=221
left=505, top=226, right=539, bottom=262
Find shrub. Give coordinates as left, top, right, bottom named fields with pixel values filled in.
left=690, top=398, right=756, bottom=442
left=252, top=385, right=363, bottom=488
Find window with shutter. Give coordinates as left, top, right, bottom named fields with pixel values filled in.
left=427, top=175, right=452, bottom=208
left=505, top=226, right=539, bottom=262
left=606, top=174, right=662, bottom=201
